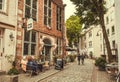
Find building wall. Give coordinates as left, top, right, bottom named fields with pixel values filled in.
left=115, top=0, right=120, bottom=71
left=0, top=0, right=17, bottom=71
left=16, top=0, right=66, bottom=62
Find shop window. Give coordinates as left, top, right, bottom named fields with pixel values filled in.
left=23, top=29, right=37, bottom=55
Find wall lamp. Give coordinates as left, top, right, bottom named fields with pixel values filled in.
left=9, top=33, right=14, bottom=41
left=22, top=18, right=27, bottom=28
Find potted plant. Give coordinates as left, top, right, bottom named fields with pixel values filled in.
left=95, top=57, right=107, bottom=71
left=5, top=54, right=19, bottom=82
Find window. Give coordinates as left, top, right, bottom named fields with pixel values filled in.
left=112, top=40, right=115, bottom=48
left=25, top=0, right=37, bottom=21
left=106, top=16, right=109, bottom=24
left=89, top=31, right=92, bottom=37
left=89, top=41, right=92, bottom=48
left=0, top=0, right=7, bottom=12
left=44, top=0, right=51, bottom=27
left=23, top=29, right=37, bottom=55
left=112, top=26, right=115, bottom=35
left=56, top=38, right=62, bottom=55
left=56, top=6, right=62, bottom=31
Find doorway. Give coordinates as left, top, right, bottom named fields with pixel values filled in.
left=42, top=38, right=52, bottom=62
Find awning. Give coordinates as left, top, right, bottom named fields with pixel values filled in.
left=66, top=46, right=77, bottom=51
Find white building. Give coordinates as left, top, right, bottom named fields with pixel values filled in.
left=0, top=0, right=17, bottom=71
left=80, top=25, right=102, bottom=58
left=115, top=0, right=120, bottom=71
left=80, top=0, right=117, bottom=61
left=104, top=0, right=117, bottom=61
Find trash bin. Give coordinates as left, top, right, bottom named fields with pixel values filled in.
left=55, top=59, right=63, bottom=70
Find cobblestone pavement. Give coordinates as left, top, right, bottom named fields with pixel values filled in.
left=39, top=59, right=94, bottom=82
left=0, top=59, right=116, bottom=82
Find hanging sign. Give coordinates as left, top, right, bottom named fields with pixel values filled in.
left=27, top=18, right=33, bottom=31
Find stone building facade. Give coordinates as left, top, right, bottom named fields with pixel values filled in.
left=0, top=0, right=17, bottom=71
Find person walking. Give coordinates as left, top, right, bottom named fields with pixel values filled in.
left=81, top=53, right=85, bottom=65
left=77, top=54, right=81, bottom=65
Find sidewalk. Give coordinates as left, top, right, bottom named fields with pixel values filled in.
left=91, top=62, right=116, bottom=82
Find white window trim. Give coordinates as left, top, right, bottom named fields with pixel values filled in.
left=44, top=0, right=52, bottom=28
left=0, top=0, right=7, bottom=13
left=24, top=0, right=38, bottom=21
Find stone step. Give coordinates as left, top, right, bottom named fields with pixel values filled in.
left=0, top=70, right=6, bottom=75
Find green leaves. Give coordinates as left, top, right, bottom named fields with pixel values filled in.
left=66, top=15, right=82, bottom=47
left=70, top=0, right=107, bottom=29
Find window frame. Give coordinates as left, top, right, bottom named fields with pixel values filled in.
left=111, top=26, right=115, bottom=35
left=23, top=29, right=37, bottom=56
left=56, top=6, right=62, bottom=31
left=56, top=38, right=62, bottom=55
left=0, top=0, right=7, bottom=13
left=24, top=0, right=38, bottom=21
left=44, top=0, right=51, bottom=28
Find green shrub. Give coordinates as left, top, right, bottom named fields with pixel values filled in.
left=95, top=57, right=106, bottom=70
left=68, top=55, right=76, bottom=62
left=8, top=67, right=19, bottom=75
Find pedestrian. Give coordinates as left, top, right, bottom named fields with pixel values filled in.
left=77, top=54, right=81, bottom=65
left=81, top=53, right=85, bottom=65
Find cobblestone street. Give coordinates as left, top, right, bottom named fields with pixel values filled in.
left=39, top=59, right=94, bottom=82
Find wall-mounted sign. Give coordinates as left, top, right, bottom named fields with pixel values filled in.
left=27, top=18, right=33, bottom=31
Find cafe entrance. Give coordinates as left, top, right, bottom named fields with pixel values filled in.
left=42, top=38, right=52, bottom=62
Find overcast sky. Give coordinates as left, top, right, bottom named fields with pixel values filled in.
left=63, top=0, right=76, bottom=21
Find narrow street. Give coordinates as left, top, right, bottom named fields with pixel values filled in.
left=39, top=59, right=94, bottom=82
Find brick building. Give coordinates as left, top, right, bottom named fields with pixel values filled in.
left=17, top=0, right=66, bottom=63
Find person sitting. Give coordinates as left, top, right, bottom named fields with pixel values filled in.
left=21, top=57, right=28, bottom=72
left=27, top=57, right=38, bottom=75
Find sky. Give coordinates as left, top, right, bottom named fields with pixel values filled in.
left=63, top=0, right=76, bottom=21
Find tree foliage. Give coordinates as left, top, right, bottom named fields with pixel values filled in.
left=70, top=0, right=112, bottom=62
left=66, top=15, right=82, bottom=47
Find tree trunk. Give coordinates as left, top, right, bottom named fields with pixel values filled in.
left=99, top=8, right=113, bottom=63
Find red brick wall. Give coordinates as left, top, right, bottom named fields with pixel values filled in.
left=16, top=0, right=65, bottom=56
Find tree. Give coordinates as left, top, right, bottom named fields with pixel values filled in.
left=70, top=0, right=112, bottom=62
left=66, top=15, right=82, bottom=47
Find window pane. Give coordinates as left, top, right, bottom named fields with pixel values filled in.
left=25, top=6, right=30, bottom=18
left=44, top=16, right=47, bottom=25
left=0, top=4, right=2, bottom=9
left=24, top=29, right=30, bottom=41
left=44, top=6, right=47, bottom=15
left=44, top=0, right=47, bottom=5
left=31, top=44, right=36, bottom=55
left=0, top=0, right=2, bottom=3
left=48, top=18, right=51, bottom=27
left=32, top=9, right=37, bottom=20
left=32, top=0, right=37, bottom=9
left=31, top=31, right=36, bottom=42
left=24, top=43, right=29, bottom=55
left=48, top=9, right=51, bottom=17
left=26, top=0, right=31, bottom=6
left=48, top=0, right=51, bottom=7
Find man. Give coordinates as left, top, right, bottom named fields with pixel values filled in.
left=77, top=54, right=81, bottom=65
